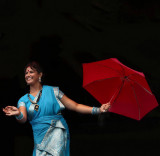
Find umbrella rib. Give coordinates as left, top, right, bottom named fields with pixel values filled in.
left=128, top=73, right=142, bottom=77
left=130, top=83, right=141, bottom=120
left=85, top=76, right=120, bottom=86
left=127, top=73, right=152, bottom=95
left=96, top=63, right=123, bottom=76
left=130, top=80, right=153, bottom=95
left=118, top=63, right=126, bottom=77
left=110, top=79, right=124, bottom=105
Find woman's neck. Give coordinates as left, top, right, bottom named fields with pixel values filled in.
left=30, top=83, right=42, bottom=94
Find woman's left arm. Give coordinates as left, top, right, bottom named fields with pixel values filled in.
left=60, top=95, right=110, bottom=114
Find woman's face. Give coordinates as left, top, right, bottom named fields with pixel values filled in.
left=25, top=66, right=42, bottom=85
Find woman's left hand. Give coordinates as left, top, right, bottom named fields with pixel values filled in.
left=100, top=102, right=111, bottom=113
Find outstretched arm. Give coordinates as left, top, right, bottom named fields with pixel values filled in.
left=60, top=95, right=110, bottom=114
left=3, top=106, right=27, bottom=123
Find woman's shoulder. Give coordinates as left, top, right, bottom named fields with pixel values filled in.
left=43, top=85, right=59, bottom=90
left=43, top=85, right=62, bottom=96
left=17, top=94, right=28, bottom=104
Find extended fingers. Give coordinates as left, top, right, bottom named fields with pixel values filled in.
left=3, top=106, right=12, bottom=112
left=5, top=106, right=14, bottom=110
left=3, top=107, right=9, bottom=113
left=5, top=112, right=12, bottom=116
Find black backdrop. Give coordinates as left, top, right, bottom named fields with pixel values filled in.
left=1, top=0, right=160, bottom=155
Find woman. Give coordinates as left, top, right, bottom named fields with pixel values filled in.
left=3, top=61, right=110, bottom=156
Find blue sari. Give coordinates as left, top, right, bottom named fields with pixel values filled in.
left=17, top=85, right=70, bottom=156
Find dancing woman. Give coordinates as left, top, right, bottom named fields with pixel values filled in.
left=3, top=61, right=110, bottom=156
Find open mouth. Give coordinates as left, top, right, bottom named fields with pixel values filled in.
left=26, top=77, right=33, bottom=82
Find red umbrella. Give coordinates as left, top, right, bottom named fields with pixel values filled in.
left=82, top=58, right=158, bottom=120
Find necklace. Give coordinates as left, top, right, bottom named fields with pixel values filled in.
left=28, top=89, right=42, bottom=111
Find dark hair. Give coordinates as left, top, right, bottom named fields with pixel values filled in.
left=24, top=61, right=43, bottom=74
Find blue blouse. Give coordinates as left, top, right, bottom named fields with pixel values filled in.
left=17, top=85, right=64, bottom=121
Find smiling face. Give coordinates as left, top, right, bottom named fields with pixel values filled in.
left=25, top=66, right=42, bottom=86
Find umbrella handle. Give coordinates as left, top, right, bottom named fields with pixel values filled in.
left=109, top=79, right=125, bottom=105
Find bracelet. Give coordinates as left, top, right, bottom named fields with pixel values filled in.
left=92, top=107, right=100, bottom=115
left=15, top=112, right=23, bottom=120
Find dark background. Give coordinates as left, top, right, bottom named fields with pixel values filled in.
left=1, top=0, right=160, bottom=155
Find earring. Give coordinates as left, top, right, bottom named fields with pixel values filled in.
left=39, top=77, right=41, bottom=82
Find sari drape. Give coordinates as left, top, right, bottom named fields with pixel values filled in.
left=17, top=85, right=70, bottom=156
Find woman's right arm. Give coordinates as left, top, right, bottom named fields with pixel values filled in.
left=3, top=106, right=27, bottom=123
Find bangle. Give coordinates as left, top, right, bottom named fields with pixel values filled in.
left=15, top=112, right=23, bottom=120
left=92, top=107, right=100, bottom=115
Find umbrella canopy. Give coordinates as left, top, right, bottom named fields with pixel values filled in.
left=82, top=58, right=158, bottom=120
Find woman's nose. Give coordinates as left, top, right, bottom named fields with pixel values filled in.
left=26, top=73, right=30, bottom=77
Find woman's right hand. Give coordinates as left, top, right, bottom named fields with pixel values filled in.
left=3, top=106, right=20, bottom=116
